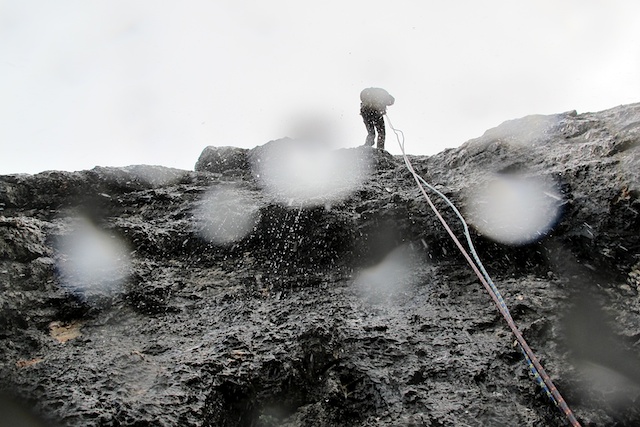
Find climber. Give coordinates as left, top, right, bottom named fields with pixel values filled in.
left=360, top=87, right=395, bottom=150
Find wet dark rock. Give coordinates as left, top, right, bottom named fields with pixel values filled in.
left=0, top=217, right=51, bottom=262
left=1, top=103, right=640, bottom=426
left=195, top=146, right=250, bottom=174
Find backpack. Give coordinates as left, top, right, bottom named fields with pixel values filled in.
left=360, top=87, right=395, bottom=110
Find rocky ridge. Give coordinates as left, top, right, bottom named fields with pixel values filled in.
left=1, top=103, right=639, bottom=426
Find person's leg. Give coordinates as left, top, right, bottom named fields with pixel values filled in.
left=374, top=114, right=385, bottom=149
left=362, top=116, right=376, bottom=146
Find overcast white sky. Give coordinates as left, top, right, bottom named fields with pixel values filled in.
left=1, top=1, right=639, bottom=174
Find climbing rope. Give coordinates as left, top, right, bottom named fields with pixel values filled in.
left=384, top=114, right=581, bottom=427
left=412, top=172, right=561, bottom=404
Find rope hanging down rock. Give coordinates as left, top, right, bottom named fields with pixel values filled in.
left=384, top=113, right=581, bottom=427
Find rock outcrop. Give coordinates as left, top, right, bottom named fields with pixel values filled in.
left=1, top=103, right=639, bottom=426
left=195, top=146, right=250, bottom=175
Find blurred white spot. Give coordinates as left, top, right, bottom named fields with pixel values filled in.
left=464, top=175, right=562, bottom=245
left=355, top=245, right=422, bottom=299
left=481, top=114, right=559, bottom=146
left=287, top=110, right=337, bottom=145
left=56, top=218, right=130, bottom=300
left=617, top=143, right=640, bottom=194
left=576, top=361, right=640, bottom=406
left=251, top=140, right=372, bottom=206
left=194, top=186, right=259, bottom=245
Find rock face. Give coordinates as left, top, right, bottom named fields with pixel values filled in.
left=195, top=146, right=249, bottom=174
left=1, top=103, right=639, bottom=426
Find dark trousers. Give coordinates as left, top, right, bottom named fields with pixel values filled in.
left=361, top=107, right=386, bottom=149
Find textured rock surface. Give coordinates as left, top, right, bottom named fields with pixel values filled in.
left=1, top=103, right=639, bottom=426
left=195, top=146, right=250, bottom=174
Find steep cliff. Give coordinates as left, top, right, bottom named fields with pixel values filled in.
left=1, top=103, right=639, bottom=426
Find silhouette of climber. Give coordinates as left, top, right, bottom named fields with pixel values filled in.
left=360, top=87, right=394, bottom=150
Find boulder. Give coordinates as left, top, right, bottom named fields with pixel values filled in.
left=194, top=145, right=249, bottom=174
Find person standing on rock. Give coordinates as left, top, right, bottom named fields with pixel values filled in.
left=360, top=87, right=395, bottom=150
